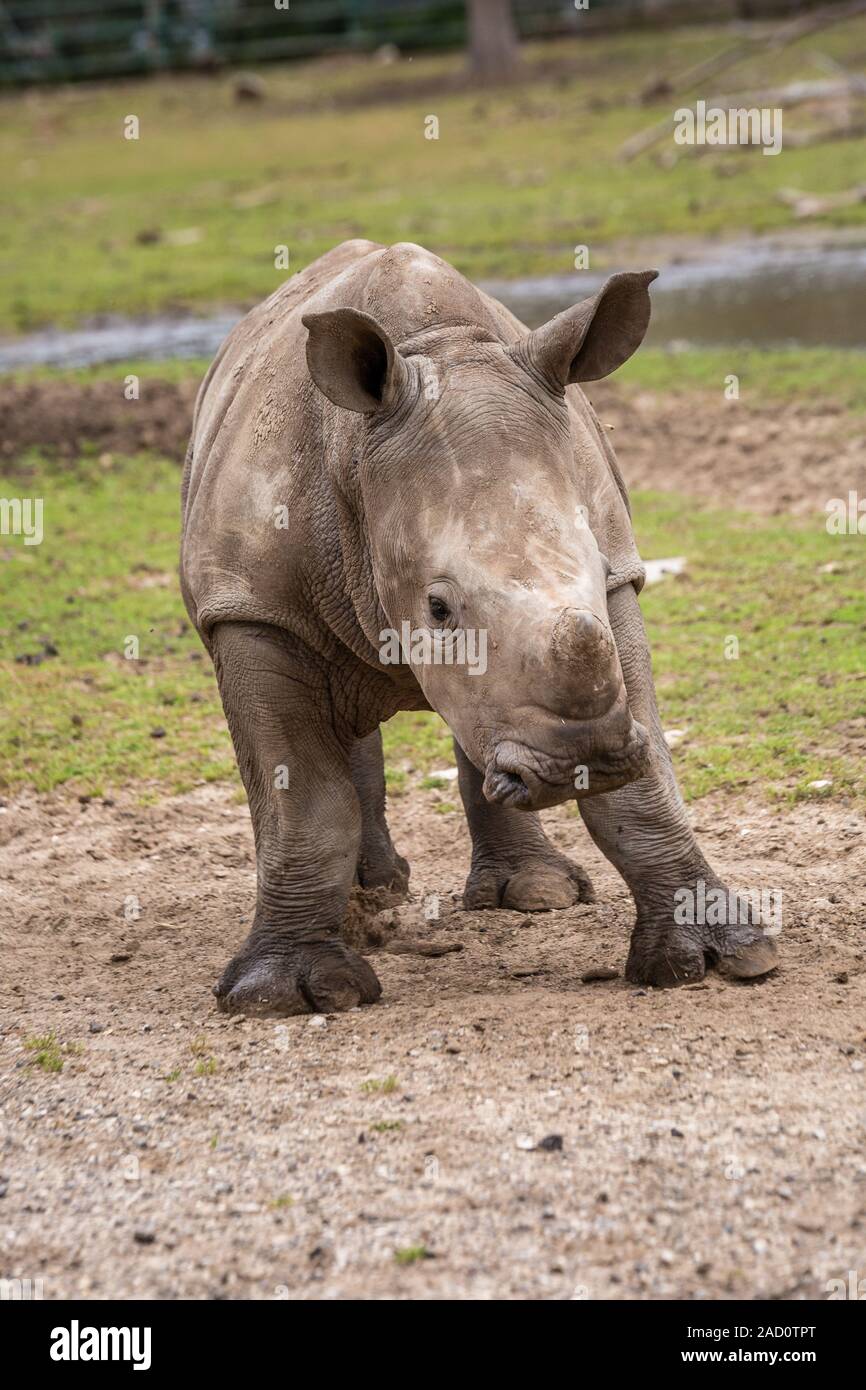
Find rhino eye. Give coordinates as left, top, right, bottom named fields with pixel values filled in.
left=428, top=595, right=451, bottom=624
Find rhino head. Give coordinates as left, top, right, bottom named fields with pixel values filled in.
left=302, top=271, right=657, bottom=812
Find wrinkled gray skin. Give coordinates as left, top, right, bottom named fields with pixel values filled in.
left=181, top=240, right=777, bottom=1016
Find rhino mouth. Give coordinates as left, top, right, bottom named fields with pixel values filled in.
left=482, top=721, right=651, bottom=811
left=483, top=767, right=534, bottom=810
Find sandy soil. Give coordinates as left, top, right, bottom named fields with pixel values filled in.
left=589, top=385, right=866, bottom=518
left=1, top=780, right=864, bottom=1301
left=1, top=377, right=864, bottom=1300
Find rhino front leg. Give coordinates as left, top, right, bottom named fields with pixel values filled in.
left=210, top=622, right=381, bottom=1017
left=455, top=740, right=594, bottom=910
left=350, top=729, right=410, bottom=897
left=578, top=586, right=778, bottom=987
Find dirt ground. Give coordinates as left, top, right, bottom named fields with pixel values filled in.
left=1, top=375, right=865, bottom=1301
left=1, top=779, right=864, bottom=1301
left=3, top=375, right=864, bottom=516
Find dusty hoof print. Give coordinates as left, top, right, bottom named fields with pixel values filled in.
left=215, top=941, right=382, bottom=1018
left=343, top=884, right=402, bottom=951
left=715, top=934, right=779, bottom=981
left=502, top=866, right=579, bottom=912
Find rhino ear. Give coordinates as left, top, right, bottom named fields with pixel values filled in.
left=513, top=270, right=658, bottom=389
left=302, top=308, right=409, bottom=413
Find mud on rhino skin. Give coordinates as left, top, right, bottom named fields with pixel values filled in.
left=179, top=239, right=778, bottom=1016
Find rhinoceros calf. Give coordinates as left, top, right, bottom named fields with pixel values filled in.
left=181, top=239, right=777, bottom=1016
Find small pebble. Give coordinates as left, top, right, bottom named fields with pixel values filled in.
left=535, top=1134, right=563, bottom=1153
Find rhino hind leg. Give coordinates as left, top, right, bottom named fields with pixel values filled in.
left=350, top=729, right=410, bottom=899
left=454, top=740, right=594, bottom=911
left=209, top=622, right=382, bottom=1017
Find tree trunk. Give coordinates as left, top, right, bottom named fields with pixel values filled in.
left=467, top=0, right=521, bottom=81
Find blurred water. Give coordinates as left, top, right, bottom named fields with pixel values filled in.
left=492, top=243, right=866, bottom=346
left=0, top=243, right=863, bottom=372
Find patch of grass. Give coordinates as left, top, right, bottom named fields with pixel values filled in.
left=382, top=711, right=452, bottom=785
left=163, top=1067, right=181, bottom=1083
left=194, top=1057, right=218, bottom=1077
left=360, top=1075, right=399, bottom=1095
left=2, top=23, right=866, bottom=330
left=618, top=348, right=866, bottom=414
left=0, top=452, right=236, bottom=797
left=3, top=358, right=212, bottom=387
left=269, top=1194, right=295, bottom=1209
left=24, top=1031, right=65, bottom=1072
left=371, top=1120, right=404, bottom=1133
left=394, top=1245, right=433, bottom=1266
left=633, top=492, right=866, bottom=804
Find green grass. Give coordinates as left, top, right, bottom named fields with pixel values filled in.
left=24, top=1031, right=65, bottom=1072
left=394, top=1245, right=433, bottom=1265
left=0, top=451, right=236, bottom=796
left=633, top=493, right=866, bottom=804
left=360, top=1075, right=400, bottom=1095
left=2, top=21, right=866, bottom=330
left=618, top=348, right=866, bottom=414
left=4, top=358, right=213, bottom=387
left=0, top=445, right=863, bottom=806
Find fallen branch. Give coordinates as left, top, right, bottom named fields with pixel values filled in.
left=681, top=111, right=866, bottom=158
left=621, top=76, right=866, bottom=161
left=639, top=0, right=866, bottom=105
left=777, top=182, right=866, bottom=218
left=781, top=119, right=866, bottom=149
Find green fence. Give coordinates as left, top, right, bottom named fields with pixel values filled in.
left=0, top=0, right=660, bottom=83
left=0, top=0, right=821, bottom=85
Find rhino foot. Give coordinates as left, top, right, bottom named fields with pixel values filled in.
left=214, top=938, right=382, bottom=1017
left=626, top=918, right=779, bottom=989
left=463, top=853, right=594, bottom=912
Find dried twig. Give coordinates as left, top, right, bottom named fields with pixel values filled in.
left=621, top=76, right=866, bottom=161
left=639, top=0, right=866, bottom=105
left=777, top=182, right=866, bottom=218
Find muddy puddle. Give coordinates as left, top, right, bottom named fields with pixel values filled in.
left=0, top=240, right=864, bottom=372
